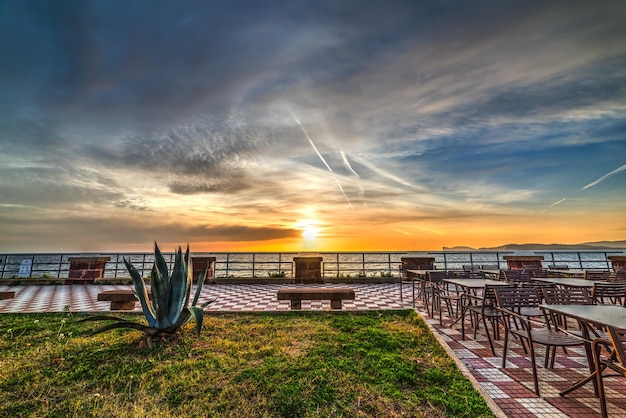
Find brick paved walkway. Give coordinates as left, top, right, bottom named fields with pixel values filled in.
left=1, top=283, right=624, bottom=417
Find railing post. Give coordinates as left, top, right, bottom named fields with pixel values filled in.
left=252, top=253, right=256, bottom=278
left=225, top=253, right=230, bottom=277
left=58, top=254, right=64, bottom=279
left=362, top=253, right=365, bottom=276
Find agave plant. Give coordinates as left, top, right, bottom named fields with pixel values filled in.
left=84, top=243, right=213, bottom=340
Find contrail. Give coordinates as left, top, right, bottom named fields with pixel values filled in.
left=350, top=154, right=429, bottom=192
left=290, top=109, right=353, bottom=208
left=581, top=164, right=626, bottom=190
left=542, top=197, right=567, bottom=212
left=340, top=151, right=360, bottom=178
left=341, top=151, right=366, bottom=205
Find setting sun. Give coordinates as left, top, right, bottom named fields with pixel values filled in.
left=300, top=222, right=320, bottom=240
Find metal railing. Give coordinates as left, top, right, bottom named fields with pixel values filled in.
left=1, top=250, right=624, bottom=280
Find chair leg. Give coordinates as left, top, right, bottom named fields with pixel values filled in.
left=593, top=339, right=609, bottom=418
left=472, top=312, right=481, bottom=338
left=501, top=330, right=509, bottom=368
left=529, top=341, right=540, bottom=396
left=483, top=315, right=496, bottom=356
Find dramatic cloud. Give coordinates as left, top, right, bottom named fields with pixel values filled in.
left=1, top=0, right=625, bottom=252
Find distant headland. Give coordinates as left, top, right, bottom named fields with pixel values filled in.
left=443, top=240, right=626, bottom=251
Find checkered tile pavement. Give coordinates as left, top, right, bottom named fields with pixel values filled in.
left=1, top=282, right=625, bottom=417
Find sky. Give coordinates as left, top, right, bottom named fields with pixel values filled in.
left=1, top=0, right=625, bottom=253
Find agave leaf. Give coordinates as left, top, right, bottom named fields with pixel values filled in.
left=191, top=263, right=209, bottom=306
left=201, top=299, right=216, bottom=308
left=167, top=247, right=187, bottom=324
left=153, top=242, right=170, bottom=284
left=188, top=306, right=205, bottom=336
left=79, top=315, right=128, bottom=323
left=182, top=245, right=193, bottom=308
left=150, top=265, right=172, bottom=328
left=168, top=309, right=192, bottom=331
left=89, top=321, right=155, bottom=336
left=124, top=258, right=157, bottom=328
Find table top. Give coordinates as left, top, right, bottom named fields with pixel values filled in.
left=547, top=269, right=586, bottom=275
left=532, top=277, right=600, bottom=288
left=540, top=304, right=626, bottom=329
left=406, top=269, right=439, bottom=278
left=443, top=278, right=509, bottom=289
left=547, top=269, right=587, bottom=278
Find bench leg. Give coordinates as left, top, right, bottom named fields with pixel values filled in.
left=330, top=300, right=342, bottom=310
left=290, top=300, right=302, bottom=310
left=110, top=301, right=136, bottom=310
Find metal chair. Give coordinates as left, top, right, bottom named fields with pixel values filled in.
left=461, top=283, right=515, bottom=355
left=427, top=270, right=463, bottom=325
left=592, top=282, right=626, bottom=306
left=494, top=287, right=586, bottom=396
left=541, top=286, right=612, bottom=398
left=608, top=270, right=626, bottom=283
left=593, top=327, right=626, bottom=418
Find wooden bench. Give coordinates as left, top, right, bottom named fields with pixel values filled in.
left=97, top=289, right=152, bottom=310
left=277, top=287, right=355, bottom=310
left=0, top=291, right=15, bottom=301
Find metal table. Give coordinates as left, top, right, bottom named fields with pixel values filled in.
left=540, top=304, right=626, bottom=417
left=400, top=270, right=439, bottom=307
left=532, top=276, right=600, bottom=288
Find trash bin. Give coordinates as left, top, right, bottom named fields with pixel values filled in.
left=191, top=256, right=216, bottom=282
left=68, top=256, right=111, bottom=284
left=294, top=254, right=323, bottom=284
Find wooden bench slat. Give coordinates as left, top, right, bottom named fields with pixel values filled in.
left=97, top=289, right=152, bottom=310
left=277, top=287, right=355, bottom=310
left=0, top=291, right=15, bottom=300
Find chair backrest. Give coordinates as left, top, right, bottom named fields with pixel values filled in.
left=522, top=281, right=555, bottom=300
left=586, top=270, right=610, bottom=281
left=502, top=269, right=532, bottom=285
left=525, top=268, right=547, bottom=278
left=592, top=282, right=626, bottom=306
left=542, top=287, right=591, bottom=305
left=482, top=284, right=515, bottom=307
left=609, top=270, right=626, bottom=283
left=494, top=286, right=542, bottom=309
left=427, top=270, right=448, bottom=283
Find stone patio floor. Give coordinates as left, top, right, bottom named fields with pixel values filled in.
left=1, top=282, right=625, bottom=417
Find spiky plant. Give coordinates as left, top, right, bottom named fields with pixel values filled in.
left=83, top=243, right=213, bottom=340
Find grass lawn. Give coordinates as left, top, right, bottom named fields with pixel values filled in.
left=0, top=310, right=494, bottom=417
